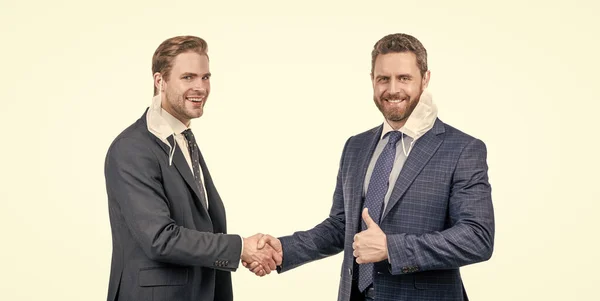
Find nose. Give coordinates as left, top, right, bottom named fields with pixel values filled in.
left=388, top=79, right=398, bottom=94
left=193, top=80, right=207, bottom=92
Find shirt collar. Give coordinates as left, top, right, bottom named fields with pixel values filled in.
left=380, top=120, right=404, bottom=140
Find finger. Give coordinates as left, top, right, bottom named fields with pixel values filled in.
left=242, top=261, right=247, bottom=268
left=262, top=260, right=273, bottom=274
left=259, top=234, right=279, bottom=250
left=362, top=208, right=376, bottom=228
left=262, top=243, right=282, bottom=264
left=265, top=235, right=282, bottom=252
left=258, top=255, right=275, bottom=273
left=257, top=235, right=268, bottom=249
left=352, top=241, right=357, bottom=250
left=261, top=263, right=272, bottom=274
left=260, top=244, right=278, bottom=268
left=264, top=256, right=277, bottom=271
left=251, top=263, right=262, bottom=274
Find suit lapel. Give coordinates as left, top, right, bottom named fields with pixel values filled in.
left=143, top=109, right=211, bottom=221
left=381, top=119, right=445, bottom=221
left=351, top=125, right=383, bottom=233
left=165, top=135, right=209, bottom=213
left=198, top=149, right=227, bottom=233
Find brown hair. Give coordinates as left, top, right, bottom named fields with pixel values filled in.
left=152, top=35, right=209, bottom=95
left=371, top=33, right=428, bottom=76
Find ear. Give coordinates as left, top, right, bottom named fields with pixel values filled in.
left=422, top=70, right=431, bottom=89
left=153, top=72, right=164, bottom=92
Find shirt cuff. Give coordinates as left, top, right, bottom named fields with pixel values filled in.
left=386, top=240, right=392, bottom=265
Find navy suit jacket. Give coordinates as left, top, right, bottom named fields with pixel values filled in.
left=279, top=118, right=494, bottom=301
left=104, top=110, right=242, bottom=301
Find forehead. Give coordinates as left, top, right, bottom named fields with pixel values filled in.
left=171, top=51, right=209, bottom=74
left=373, top=52, right=419, bottom=75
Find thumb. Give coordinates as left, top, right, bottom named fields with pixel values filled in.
left=257, top=235, right=267, bottom=249
left=362, top=208, right=377, bottom=228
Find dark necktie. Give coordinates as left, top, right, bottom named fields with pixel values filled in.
left=358, top=131, right=403, bottom=292
left=182, top=129, right=208, bottom=209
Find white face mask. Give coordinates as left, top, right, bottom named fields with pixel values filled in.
left=147, top=77, right=178, bottom=165
left=400, top=89, right=438, bottom=140
left=398, top=89, right=438, bottom=156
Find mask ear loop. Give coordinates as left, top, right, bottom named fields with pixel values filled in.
left=401, top=133, right=415, bottom=157
left=158, top=76, right=177, bottom=166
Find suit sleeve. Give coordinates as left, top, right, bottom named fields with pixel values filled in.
left=386, top=138, right=494, bottom=275
left=277, top=138, right=351, bottom=272
left=105, top=137, right=242, bottom=271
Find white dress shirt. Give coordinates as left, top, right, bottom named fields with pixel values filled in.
left=160, top=109, right=209, bottom=209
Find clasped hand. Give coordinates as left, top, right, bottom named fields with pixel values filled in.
left=242, top=234, right=282, bottom=277
left=241, top=208, right=387, bottom=277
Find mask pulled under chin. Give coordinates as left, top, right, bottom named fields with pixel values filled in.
left=400, top=89, right=438, bottom=141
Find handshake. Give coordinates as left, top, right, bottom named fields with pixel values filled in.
left=241, top=234, right=282, bottom=277
left=239, top=208, right=387, bottom=277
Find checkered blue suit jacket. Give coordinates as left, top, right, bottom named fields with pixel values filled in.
left=278, top=118, right=494, bottom=301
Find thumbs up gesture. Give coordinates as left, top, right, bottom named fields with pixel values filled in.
left=352, top=208, right=389, bottom=264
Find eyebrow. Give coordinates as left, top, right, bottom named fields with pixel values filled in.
left=181, top=72, right=212, bottom=78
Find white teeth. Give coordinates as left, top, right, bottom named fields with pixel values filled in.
left=386, top=99, right=402, bottom=103
left=187, top=97, right=203, bottom=102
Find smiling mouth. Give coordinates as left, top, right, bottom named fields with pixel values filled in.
left=384, top=99, right=404, bottom=103
left=186, top=96, right=204, bottom=103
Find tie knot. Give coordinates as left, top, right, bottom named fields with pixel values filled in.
left=182, top=129, right=195, bottom=143
left=386, top=131, right=403, bottom=146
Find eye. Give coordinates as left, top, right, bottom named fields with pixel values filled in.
left=378, top=77, right=389, bottom=83
left=182, top=75, right=193, bottom=80
left=202, top=75, right=210, bottom=80
left=400, top=76, right=410, bottom=82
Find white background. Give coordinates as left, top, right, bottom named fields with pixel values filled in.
left=1, top=0, right=599, bottom=300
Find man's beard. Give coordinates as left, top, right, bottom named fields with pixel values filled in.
left=374, top=91, right=419, bottom=123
